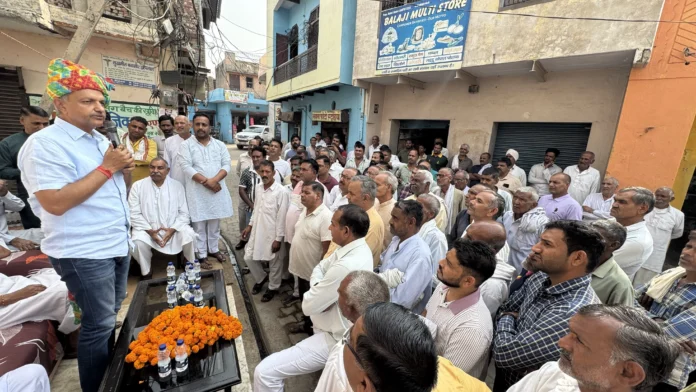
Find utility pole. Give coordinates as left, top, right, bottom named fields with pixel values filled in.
left=40, top=0, right=109, bottom=110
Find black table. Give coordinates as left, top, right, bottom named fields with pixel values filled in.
left=99, top=270, right=242, bottom=392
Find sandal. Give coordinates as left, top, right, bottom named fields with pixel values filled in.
left=261, top=289, right=278, bottom=302
left=210, top=252, right=227, bottom=263
left=199, top=259, right=214, bottom=270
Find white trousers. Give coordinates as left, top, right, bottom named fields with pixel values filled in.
left=192, top=219, right=220, bottom=258
left=0, top=364, right=50, bottom=392
left=253, top=332, right=334, bottom=392
left=132, top=238, right=196, bottom=275
left=247, top=254, right=283, bottom=290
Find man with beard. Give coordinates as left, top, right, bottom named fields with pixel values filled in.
left=284, top=134, right=301, bottom=159
left=164, top=115, right=192, bottom=184
left=492, top=220, right=603, bottom=392
left=528, top=148, right=562, bottom=196
left=179, top=113, right=233, bottom=267
left=370, top=150, right=384, bottom=166
left=503, top=187, right=549, bottom=274
left=268, top=138, right=292, bottom=184
left=507, top=304, right=680, bottom=392
left=122, top=116, right=160, bottom=182
left=242, top=160, right=289, bottom=302
left=158, top=114, right=175, bottom=138
left=397, top=138, right=413, bottom=163
left=582, top=176, right=619, bottom=221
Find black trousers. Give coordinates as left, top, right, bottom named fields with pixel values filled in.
left=298, top=278, right=314, bottom=333
left=18, top=194, right=41, bottom=229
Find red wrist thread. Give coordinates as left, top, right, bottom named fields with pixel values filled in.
left=96, top=165, right=113, bottom=179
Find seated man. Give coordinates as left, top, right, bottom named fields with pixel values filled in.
left=0, top=179, right=42, bottom=252
left=253, top=205, right=373, bottom=391
left=129, top=158, right=196, bottom=279
left=508, top=304, right=680, bottom=392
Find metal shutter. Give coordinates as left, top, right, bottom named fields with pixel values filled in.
left=0, top=67, right=27, bottom=140
left=492, top=123, right=592, bottom=173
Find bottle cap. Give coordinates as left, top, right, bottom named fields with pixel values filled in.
left=159, top=343, right=167, bottom=350
left=168, top=286, right=175, bottom=291
left=188, top=265, right=193, bottom=270
left=168, top=262, right=173, bottom=265
left=195, top=284, right=200, bottom=289
left=177, top=339, right=184, bottom=345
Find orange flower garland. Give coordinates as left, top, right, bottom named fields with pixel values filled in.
left=124, top=304, right=243, bottom=369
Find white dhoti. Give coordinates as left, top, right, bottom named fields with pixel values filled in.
left=192, top=219, right=221, bottom=258
left=0, top=364, right=50, bottom=392
left=0, top=269, right=80, bottom=334
left=132, top=235, right=196, bottom=275
left=6, top=229, right=44, bottom=252
left=244, top=228, right=284, bottom=290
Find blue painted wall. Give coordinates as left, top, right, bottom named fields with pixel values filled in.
left=273, top=0, right=321, bottom=68
left=339, top=0, right=357, bottom=85
left=192, top=89, right=270, bottom=143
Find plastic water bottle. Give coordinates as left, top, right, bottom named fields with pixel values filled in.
left=174, top=339, right=188, bottom=373
left=167, top=286, right=177, bottom=309
left=186, top=265, right=195, bottom=285
left=193, top=260, right=201, bottom=283
left=157, top=343, right=171, bottom=378
left=166, top=262, right=176, bottom=285
left=193, top=284, right=203, bottom=308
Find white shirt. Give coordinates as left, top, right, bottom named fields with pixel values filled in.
left=329, top=162, right=343, bottom=181
left=289, top=204, right=333, bottom=281
left=314, top=341, right=349, bottom=392
left=305, top=238, right=374, bottom=341
left=582, top=192, right=614, bottom=221
left=643, top=206, right=684, bottom=273
left=270, top=157, right=291, bottom=185
left=502, top=208, right=549, bottom=274
left=389, top=155, right=404, bottom=170
left=0, top=192, right=26, bottom=244
left=528, top=163, right=562, bottom=196
left=497, top=188, right=513, bottom=212
left=563, top=165, right=600, bottom=205
left=329, top=190, right=348, bottom=212
left=246, top=182, right=289, bottom=261
left=345, top=157, right=370, bottom=173
left=613, top=221, right=654, bottom=279
left=507, top=361, right=579, bottom=392
left=510, top=165, right=527, bottom=186
left=479, top=243, right=516, bottom=317
left=178, top=137, right=234, bottom=222
left=163, top=134, right=190, bottom=184
left=368, top=144, right=384, bottom=157
left=418, top=219, right=447, bottom=279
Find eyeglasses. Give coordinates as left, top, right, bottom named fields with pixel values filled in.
left=342, top=326, right=365, bottom=368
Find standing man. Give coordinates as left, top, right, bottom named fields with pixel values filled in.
left=479, top=167, right=513, bottom=212
left=537, top=173, right=583, bottom=221
left=342, top=176, right=384, bottom=267
left=453, top=170, right=469, bottom=193
left=610, top=187, right=655, bottom=280
left=428, top=142, right=449, bottom=172
left=316, top=155, right=339, bottom=192
left=0, top=106, right=49, bottom=229
left=582, top=176, right=619, bottom=221
left=18, top=58, right=134, bottom=392
left=242, top=160, right=289, bottom=302
left=434, top=168, right=466, bottom=240
left=307, top=136, right=317, bottom=159
left=448, top=143, right=473, bottom=172
left=395, top=148, right=418, bottom=193
left=235, top=138, right=259, bottom=178
left=502, top=187, right=549, bottom=273
left=158, top=114, right=175, bottom=138
left=527, top=148, right=561, bottom=196
left=164, top=114, right=192, bottom=184
left=397, top=138, right=413, bottom=163
left=588, top=220, right=634, bottom=306
left=634, top=187, right=683, bottom=287
left=469, top=152, right=493, bottom=187
left=284, top=134, right=301, bottom=159
left=505, top=149, right=527, bottom=186
left=497, top=157, right=523, bottom=192
left=465, top=189, right=504, bottom=230
left=328, top=150, right=343, bottom=181
left=328, top=168, right=357, bottom=212
left=417, top=194, right=448, bottom=280
left=367, top=135, right=383, bottom=157
left=375, top=171, right=397, bottom=248
left=122, top=116, right=160, bottom=183
left=406, top=170, right=447, bottom=232
left=434, top=137, right=449, bottom=158
left=236, top=146, right=265, bottom=250
left=564, top=151, right=601, bottom=204
left=179, top=113, right=233, bottom=266
left=268, top=138, right=292, bottom=184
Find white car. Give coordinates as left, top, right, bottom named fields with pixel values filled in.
left=235, top=125, right=272, bottom=149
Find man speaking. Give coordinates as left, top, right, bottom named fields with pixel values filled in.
left=18, top=58, right=134, bottom=392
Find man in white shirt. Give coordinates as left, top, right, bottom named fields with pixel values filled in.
left=507, top=304, right=680, bottom=392
left=129, top=158, right=196, bottom=279
left=564, top=151, right=601, bottom=204
left=380, top=145, right=403, bottom=170
left=375, top=171, right=397, bottom=248
left=367, top=135, right=384, bottom=157
left=416, top=194, right=448, bottom=285
left=268, top=138, right=292, bottom=184
left=425, top=238, right=496, bottom=378
left=453, top=169, right=470, bottom=194
left=434, top=168, right=466, bottom=240
left=328, top=150, right=343, bottom=181
left=506, top=149, right=527, bottom=186
left=528, top=148, right=562, bottom=196
left=633, top=187, right=684, bottom=287
left=234, top=137, right=259, bottom=178
left=406, top=170, right=448, bottom=232
left=610, top=187, right=655, bottom=279
left=242, top=160, right=289, bottom=302
left=344, top=142, right=369, bottom=173
left=253, top=204, right=373, bottom=392
left=479, top=167, right=513, bottom=212
left=329, top=168, right=357, bottom=212
left=582, top=176, right=619, bottom=221
left=0, top=180, right=42, bottom=251
left=163, top=115, right=192, bottom=184
left=502, top=187, right=549, bottom=274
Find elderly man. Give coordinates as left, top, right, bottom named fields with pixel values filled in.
left=469, top=152, right=493, bottom=187
left=367, top=135, right=383, bottom=157
left=235, top=137, right=259, bottom=178
left=582, top=176, right=619, bottom=221
left=425, top=238, right=496, bottom=378
left=339, top=175, right=384, bottom=267
left=564, top=151, right=601, bottom=204
left=463, top=189, right=504, bottom=235
left=122, top=116, right=160, bottom=182
left=164, top=114, right=192, bottom=184
left=492, top=220, right=602, bottom=391
left=528, top=148, right=562, bottom=196
left=538, top=173, right=583, bottom=221
left=329, top=168, right=357, bottom=212
left=507, top=304, right=680, bottom=392
left=129, top=158, right=196, bottom=279
left=502, top=187, right=549, bottom=273
left=497, top=157, right=523, bottom=193
left=448, top=143, right=473, bottom=171
left=242, top=160, right=289, bottom=302
left=406, top=170, right=447, bottom=232
left=428, top=142, right=449, bottom=171
left=395, top=148, right=418, bottom=194
left=254, top=205, right=373, bottom=392
left=635, top=187, right=685, bottom=287
left=0, top=106, right=49, bottom=229
left=0, top=180, right=42, bottom=251
left=506, top=149, right=527, bottom=186
left=588, top=220, right=633, bottom=305
left=375, top=172, right=397, bottom=248
left=450, top=184, right=488, bottom=241
left=480, top=167, right=512, bottom=212
left=18, top=58, right=134, bottom=391
left=610, top=187, right=655, bottom=279
left=417, top=194, right=447, bottom=280
left=316, top=155, right=339, bottom=192
left=379, top=200, right=432, bottom=313
left=179, top=113, right=233, bottom=266
left=453, top=169, right=469, bottom=193
left=434, top=167, right=466, bottom=239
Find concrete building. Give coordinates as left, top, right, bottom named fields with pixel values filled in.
left=215, top=51, right=268, bottom=133
left=195, top=88, right=269, bottom=143
left=352, top=0, right=664, bottom=174
left=263, top=0, right=364, bottom=148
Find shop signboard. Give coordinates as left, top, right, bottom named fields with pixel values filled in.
left=101, top=55, right=156, bottom=90
left=376, top=0, right=471, bottom=75
left=224, top=90, right=249, bottom=104
left=311, top=110, right=345, bottom=123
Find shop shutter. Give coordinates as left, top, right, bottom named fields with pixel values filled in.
left=0, top=67, right=27, bottom=140
left=492, top=122, right=591, bottom=173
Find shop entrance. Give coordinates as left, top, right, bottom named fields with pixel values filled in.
left=397, top=120, right=450, bottom=154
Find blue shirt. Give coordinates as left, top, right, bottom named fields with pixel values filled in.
left=379, top=234, right=433, bottom=313
left=18, top=117, right=130, bottom=259
left=537, top=194, right=582, bottom=221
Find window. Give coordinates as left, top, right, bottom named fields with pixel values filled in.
left=382, top=0, right=420, bottom=11
left=308, top=6, right=319, bottom=48
left=229, top=74, right=240, bottom=91
left=246, top=77, right=253, bottom=88
left=288, top=25, right=299, bottom=60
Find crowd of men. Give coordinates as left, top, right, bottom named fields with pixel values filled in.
left=0, top=58, right=694, bottom=392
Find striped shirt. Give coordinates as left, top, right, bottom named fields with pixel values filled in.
left=425, top=285, right=493, bottom=379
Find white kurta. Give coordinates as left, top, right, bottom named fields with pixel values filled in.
left=507, top=361, right=580, bottom=392
left=178, top=137, right=234, bottom=222
left=581, top=193, right=614, bottom=221
left=163, top=134, right=189, bottom=184
left=563, top=165, right=600, bottom=205
left=129, top=177, right=196, bottom=257
left=643, top=206, right=684, bottom=273
left=528, top=163, right=562, bottom=196
left=244, top=182, right=289, bottom=262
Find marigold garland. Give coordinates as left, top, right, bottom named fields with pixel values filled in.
left=125, top=304, right=243, bottom=369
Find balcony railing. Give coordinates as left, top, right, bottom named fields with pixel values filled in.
left=274, top=46, right=317, bottom=85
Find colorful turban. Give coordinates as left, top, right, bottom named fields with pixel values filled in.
left=46, top=58, right=115, bottom=105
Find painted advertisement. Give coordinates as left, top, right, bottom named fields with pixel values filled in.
left=224, top=90, right=249, bottom=104
left=376, top=0, right=471, bottom=75
left=101, top=55, right=157, bottom=90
